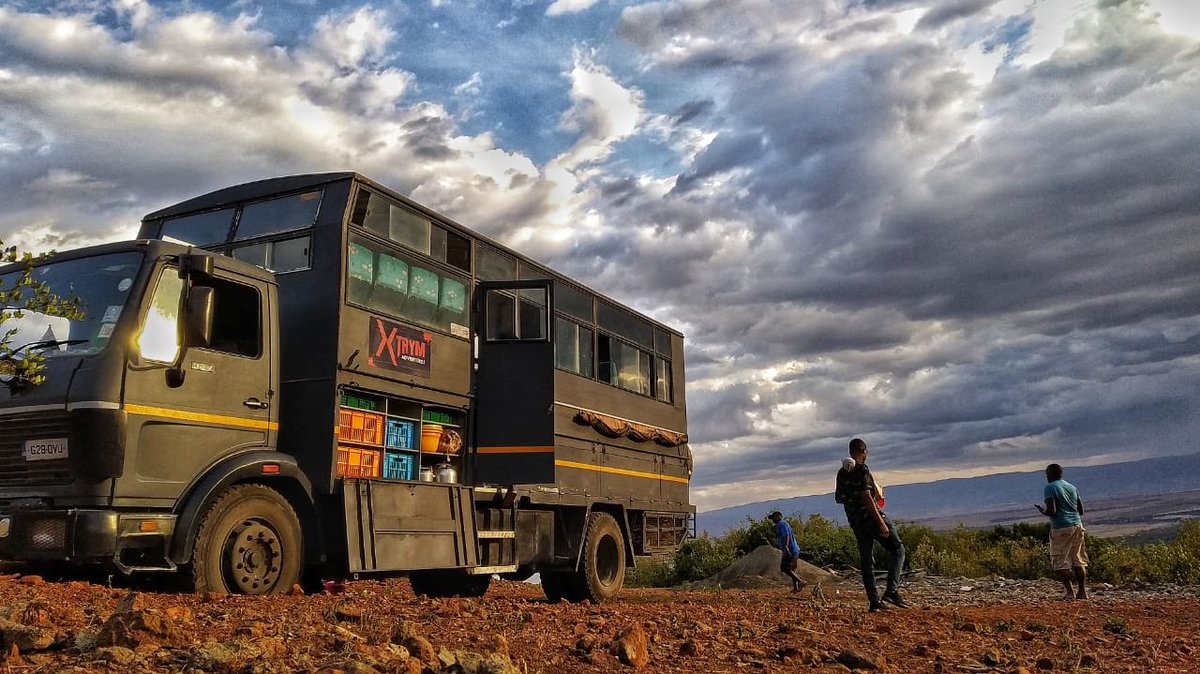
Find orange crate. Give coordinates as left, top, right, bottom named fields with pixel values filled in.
left=337, top=408, right=384, bottom=446
left=336, top=445, right=381, bottom=478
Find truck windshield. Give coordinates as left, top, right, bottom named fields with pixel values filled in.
left=0, top=251, right=143, bottom=358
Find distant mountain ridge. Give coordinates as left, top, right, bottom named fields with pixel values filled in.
left=696, top=452, right=1200, bottom=536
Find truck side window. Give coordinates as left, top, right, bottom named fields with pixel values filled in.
left=485, top=287, right=547, bottom=342
left=201, top=277, right=262, bottom=358
left=138, top=270, right=184, bottom=363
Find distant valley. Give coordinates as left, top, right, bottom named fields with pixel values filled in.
left=697, top=452, right=1200, bottom=540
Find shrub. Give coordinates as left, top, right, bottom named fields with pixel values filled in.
left=625, top=555, right=675, bottom=588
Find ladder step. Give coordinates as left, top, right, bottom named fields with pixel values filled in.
left=469, top=565, right=518, bottom=575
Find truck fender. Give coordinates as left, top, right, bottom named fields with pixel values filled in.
left=575, top=504, right=637, bottom=570
left=168, top=450, right=317, bottom=566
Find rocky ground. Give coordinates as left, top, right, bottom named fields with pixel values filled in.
left=1, top=570, right=1198, bottom=673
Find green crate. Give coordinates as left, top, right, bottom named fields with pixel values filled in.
left=422, top=410, right=453, bottom=424
left=340, top=393, right=379, bottom=411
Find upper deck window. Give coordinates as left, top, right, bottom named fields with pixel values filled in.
left=234, top=190, right=323, bottom=240
left=346, top=235, right=469, bottom=338
left=161, top=208, right=235, bottom=246
left=351, top=188, right=471, bottom=273
left=554, top=281, right=593, bottom=321
left=477, top=245, right=516, bottom=281
left=598, top=301, right=653, bottom=349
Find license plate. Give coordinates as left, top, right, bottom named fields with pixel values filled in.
left=24, top=438, right=69, bottom=461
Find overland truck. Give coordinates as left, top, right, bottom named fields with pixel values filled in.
left=0, top=172, right=693, bottom=601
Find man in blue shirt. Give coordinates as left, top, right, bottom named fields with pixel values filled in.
left=1035, top=463, right=1088, bottom=600
left=768, top=511, right=805, bottom=592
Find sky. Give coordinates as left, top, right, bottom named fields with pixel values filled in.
left=1, top=0, right=1198, bottom=511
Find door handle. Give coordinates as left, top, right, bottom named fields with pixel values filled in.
left=244, top=398, right=270, bottom=410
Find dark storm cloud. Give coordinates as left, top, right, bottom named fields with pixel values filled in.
left=916, top=0, right=1002, bottom=30
left=601, top=0, right=1200, bottom=506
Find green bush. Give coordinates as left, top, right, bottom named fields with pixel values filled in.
left=671, top=533, right=739, bottom=584
left=625, top=555, right=675, bottom=588
left=640, top=516, right=1200, bottom=587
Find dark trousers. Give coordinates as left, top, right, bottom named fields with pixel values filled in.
left=852, top=513, right=905, bottom=605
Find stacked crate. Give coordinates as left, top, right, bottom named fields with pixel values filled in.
left=382, top=417, right=418, bottom=480
left=336, top=396, right=384, bottom=478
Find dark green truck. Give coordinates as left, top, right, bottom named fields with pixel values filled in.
left=0, top=173, right=692, bottom=601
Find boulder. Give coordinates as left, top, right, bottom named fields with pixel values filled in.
left=687, top=545, right=843, bottom=590
left=610, top=624, right=650, bottom=668
left=836, top=648, right=880, bottom=670
left=0, top=618, right=55, bottom=652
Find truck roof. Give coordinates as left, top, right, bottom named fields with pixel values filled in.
left=142, top=172, right=358, bottom=221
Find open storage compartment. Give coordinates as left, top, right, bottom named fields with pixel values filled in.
left=336, top=389, right=465, bottom=483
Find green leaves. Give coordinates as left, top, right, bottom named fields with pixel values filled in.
left=0, top=240, right=83, bottom=387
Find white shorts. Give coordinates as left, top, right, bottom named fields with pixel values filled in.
left=1049, top=525, right=1089, bottom=571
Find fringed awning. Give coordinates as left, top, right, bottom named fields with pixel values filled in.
left=572, top=409, right=688, bottom=447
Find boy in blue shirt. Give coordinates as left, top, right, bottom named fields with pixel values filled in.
left=1035, top=463, right=1088, bottom=600
left=768, top=511, right=805, bottom=592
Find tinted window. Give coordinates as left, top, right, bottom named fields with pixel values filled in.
left=485, top=286, right=547, bottom=341
left=655, top=357, right=672, bottom=403
left=235, top=190, right=322, bottom=240
left=477, top=245, right=516, bottom=281
left=161, top=209, right=235, bottom=246
left=598, top=302, right=653, bottom=348
left=555, top=281, right=593, bottom=321
left=555, top=318, right=594, bottom=377
left=203, top=276, right=261, bottom=358
left=654, top=328, right=672, bottom=356
left=231, top=235, right=310, bottom=273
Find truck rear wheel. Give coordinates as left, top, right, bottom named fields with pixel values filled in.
left=188, top=484, right=302, bottom=595
left=540, top=571, right=569, bottom=603
left=577, top=511, right=626, bottom=603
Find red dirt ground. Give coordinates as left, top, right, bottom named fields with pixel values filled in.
left=1, top=573, right=1197, bottom=673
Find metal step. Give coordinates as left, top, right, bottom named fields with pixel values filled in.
left=468, top=564, right=518, bottom=575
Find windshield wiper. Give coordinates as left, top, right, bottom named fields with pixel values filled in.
left=14, top=338, right=91, bottom=354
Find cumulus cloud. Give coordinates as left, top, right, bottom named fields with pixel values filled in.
left=546, top=0, right=600, bottom=17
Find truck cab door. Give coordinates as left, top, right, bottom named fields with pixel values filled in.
left=117, top=263, right=276, bottom=505
left=472, top=281, right=555, bottom=486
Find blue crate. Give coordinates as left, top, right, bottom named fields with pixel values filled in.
left=382, top=450, right=417, bottom=480
left=385, top=418, right=416, bottom=449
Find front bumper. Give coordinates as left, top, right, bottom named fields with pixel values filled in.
left=0, top=509, right=175, bottom=571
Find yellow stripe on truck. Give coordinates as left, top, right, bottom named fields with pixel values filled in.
left=124, top=403, right=279, bottom=431
left=555, top=459, right=690, bottom=484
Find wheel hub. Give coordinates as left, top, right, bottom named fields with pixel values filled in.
left=224, top=519, right=282, bottom=594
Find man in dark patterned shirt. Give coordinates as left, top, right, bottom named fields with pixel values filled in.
left=836, top=438, right=908, bottom=612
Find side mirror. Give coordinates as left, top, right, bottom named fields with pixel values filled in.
left=178, top=251, right=214, bottom=280
left=183, top=286, right=214, bottom=349
left=166, top=285, right=214, bottom=388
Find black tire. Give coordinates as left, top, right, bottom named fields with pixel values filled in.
left=187, top=484, right=303, bottom=595
left=576, top=511, right=626, bottom=603
left=410, top=570, right=491, bottom=598
left=540, top=571, right=567, bottom=603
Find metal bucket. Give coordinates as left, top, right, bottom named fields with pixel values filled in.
left=434, top=463, right=458, bottom=484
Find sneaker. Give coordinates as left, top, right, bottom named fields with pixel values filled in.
left=881, top=590, right=910, bottom=608
left=868, top=602, right=889, bottom=612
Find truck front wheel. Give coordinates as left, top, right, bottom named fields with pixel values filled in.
left=188, top=484, right=303, bottom=595
left=577, top=511, right=625, bottom=603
